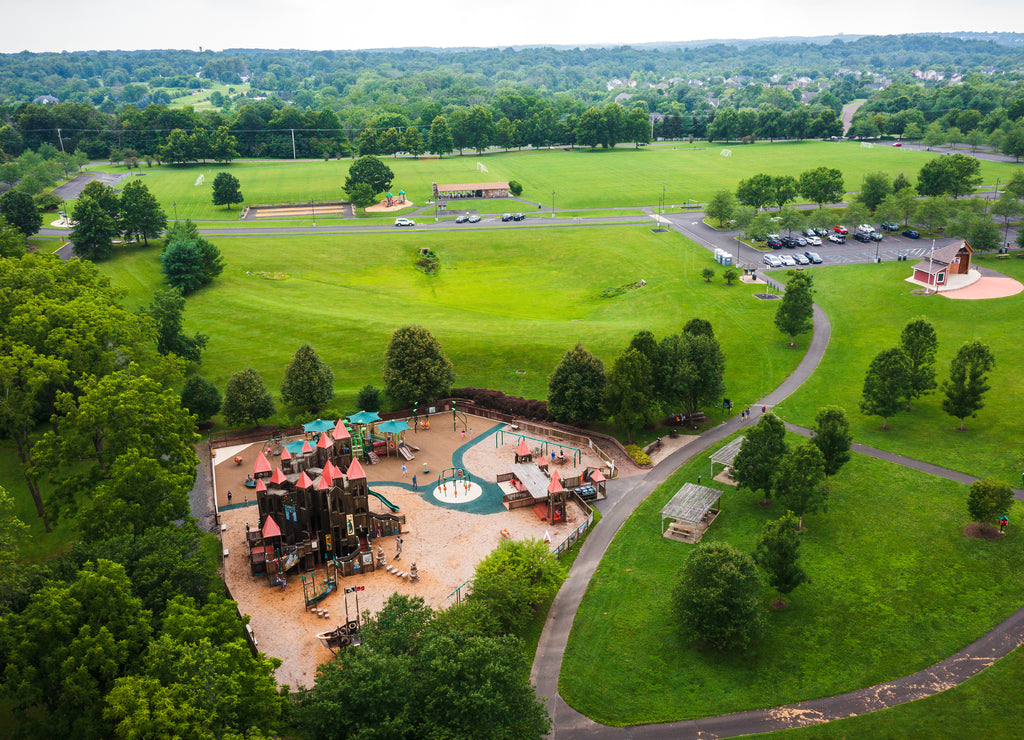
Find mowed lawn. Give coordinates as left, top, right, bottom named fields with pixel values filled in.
left=559, top=437, right=1024, bottom=726
left=100, top=225, right=801, bottom=415
left=88, top=141, right=1020, bottom=222
left=775, top=255, right=1024, bottom=485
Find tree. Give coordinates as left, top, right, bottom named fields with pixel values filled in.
left=160, top=220, right=224, bottom=294
left=859, top=172, right=892, bottom=213
left=0, top=188, right=42, bottom=236
left=701, top=266, right=715, bottom=283
left=878, top=188, right=917, bottom=226
left=683, top=317, right=715, bottom=338
left=1002, top=121, right=1024, bottom=162
left=754, top=512, right=808, bottom=606
left=723, top=267, right=739, bottom=285
left=736, top=173, right=774, bottom=211
left=942, top=340, right=995, bottom=431
left=967, top=479, right=1015, bottom=532
left=860, top=347, right=913, bottom=429
left=603, top=347, right=657, bottom=442
left=547, top=343, right=606, bottom=424
left=346, top=181, right=377, bottom=208
left=118, top=179, right=166, bottom=245
left=382, top=325, right=454, bottom=408
left=672, top=541, right=765, bottom=651
left=469, top=538, right=566, bottom=635
left=357, top=384, right=382, bottom=412
left=656, top=331, right=725, bottom=418
left=918, top=154, right=981, bottom=198
left=222, top=367, right=275, bottom=427
left=280, top=344, right=334, bottom=412
left=428, top=115, right=454, bottom=157
left=706, top=189, right=734, bottom=226
left=773, top=442, right=828, bottom=529
left=899, top=317, right=938, bottom=401
left=142, top=287, right=207, bottom=363
left=0, top=216, right=28, bottom=258
left=798, top=166, right=845, bottom=208
left=774, top=271, right=814, bottom=346
left=344, top=155, right=394, bottom=199
left=733, top=412, right=788, bottom=504
left=70, top=194, right=118, bottom=260
left=211, top=171, right=244, bottom=209
left=811, top=406, right=852, bottom=482
left=180, top=375, right=222, bottom=424
left=770, top=175, right=799, bottom=211
left=0, top=485, right=28, bottom=607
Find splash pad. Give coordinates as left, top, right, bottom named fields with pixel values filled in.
left=433, top=480, right=483, bottom=503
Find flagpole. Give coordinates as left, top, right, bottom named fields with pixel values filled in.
left=928, top=240, right=936, bottom=295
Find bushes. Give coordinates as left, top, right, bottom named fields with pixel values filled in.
left=451, top=387, right=549, bottom=420
left=624, top=444, right=651, bottom=466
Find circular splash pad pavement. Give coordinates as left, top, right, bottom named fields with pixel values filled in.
left=433, top=480, right=483, bottom=504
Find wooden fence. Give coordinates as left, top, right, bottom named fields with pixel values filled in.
left=550, top=494, right=596, bottom=559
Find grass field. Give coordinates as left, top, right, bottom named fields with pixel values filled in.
left=85, top=141, right=1021, bottom=223
left=99, top=225, right=803, bottom=421
left=559, top=434, right=1024, bottom=726
left=775, top=254, right=1024, bottom=485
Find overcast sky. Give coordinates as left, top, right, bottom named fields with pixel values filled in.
left=2, top=0, right=1021, bottom=54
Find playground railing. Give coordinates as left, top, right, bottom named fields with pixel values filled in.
left=550, top=493, right=596, bottom=559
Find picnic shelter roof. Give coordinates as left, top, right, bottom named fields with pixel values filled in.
left=661, top=483, right=722, bottom=526
left=436, top=181, right=510, bottom=191
left=709, top=436, right=746, bottom=467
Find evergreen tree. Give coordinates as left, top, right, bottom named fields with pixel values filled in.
left=0, top=189, right=42, bottom=236
left=942, top=339, right=995, bottom=431
left=280, top=344, right=335, bottom=413
left=774, top=271, right=814, bottom=346
left=382, top=326, right=454, bottom=408
left=180, top=375, right=222, bottom=424
left=860, top=347, right=913, bottom=429
left=754, top=511, right=808, bottom=605
left=160, top=220, right=224, bottom=294
left=547, top=343, right=605, bottom=424
left=222, top=368, right=275, bottom=427
left=70, top=194, right=118, bottom=260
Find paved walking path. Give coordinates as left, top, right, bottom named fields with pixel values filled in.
left=531, top=290, right=1024, bottom=738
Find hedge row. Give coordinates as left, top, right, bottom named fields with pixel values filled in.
left=451, top=387, right=550, bottom=421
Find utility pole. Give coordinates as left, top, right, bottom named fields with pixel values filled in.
left=56, top=128, right=65, bottom=154
left=291, top=129, right=296, bottom=160
left=551, top=190, right=555, bottom=218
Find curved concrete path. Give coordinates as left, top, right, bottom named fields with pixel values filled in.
left=532, top=295, right=1024, bottom=737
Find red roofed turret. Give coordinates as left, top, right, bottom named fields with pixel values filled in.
left=347, top=458, right=367, bottom=480
left=253, top=452, right=272, bottom=474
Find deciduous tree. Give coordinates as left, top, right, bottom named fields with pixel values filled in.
left=672, top=541, right=765, bottom=651
left=280, top=343, right=335, bottom=412
left=733, top=412, right=788, bottom=504
left=211, top=171, right=244, bottom=209
left=180, top=375, right=222, bottom=424
left=428, top=115, right=454, bottom=157
left=142, top=287, right=207, bottom=363
left=222, top=367, right=275, bottom=427
left=382, top=325, right=454, bottom=408
left=773, top=442, right=828, bottom=529
left=119, top=179, right=166, bottom=244
left=469, top=538, right=566, bottom=635
left=899, top=317, right=938, bottom=401
left=798, top=166, right=845, bottom=208
left=754, top=512, right=808, bottom=606
left=344, top=155, right=394, bottom=199
left=547, top=343, right=605, bottom=424
left=0, top=188, right=42, bottom=236
left=706, top=189, right=734, bottom=226
left=70, top=194, right=118, bottom=260
left=603, top=347, right=657, bottom=442
left=811, top=405, right=852, bottom=482
left=967, top=479, right=1014, bottom=532
left=774, top=271, right=814, bottom=346
left=860, top=347, right=913, bottom=429
left=736, top=173, right=774, bottom=211
left=942, top=339, right=995, bottom=431
left=656, top=331, right=725, bottom=418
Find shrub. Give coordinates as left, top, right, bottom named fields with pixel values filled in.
left=33, top=192, right=62, bottom=212
left=624, top=444, right=651, bottom=466
left=357, top=384, right=382, bottom=412
left=508, top=180, right=523, bottom=197
left=450, top=387, right=549, bottom=420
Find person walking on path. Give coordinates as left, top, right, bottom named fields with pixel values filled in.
left=227, top=490, right=232, bottom=503
left=401, top=464, right=407, bottom=477
left=412, top=475, right=418, bottom=490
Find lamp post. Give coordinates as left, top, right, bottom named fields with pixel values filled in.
left=172, top=201, right=178, bottom=222
left=551, top=190, right=555, bottom=218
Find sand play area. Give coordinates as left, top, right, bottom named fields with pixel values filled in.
left=215, top=414, right=609, bottom=689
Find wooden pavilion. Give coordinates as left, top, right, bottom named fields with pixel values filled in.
left=708, top=436, right=745, bottom=479
left=432, top=181, right=510, bottom=199
left=660, top=483, right=723, bottom=543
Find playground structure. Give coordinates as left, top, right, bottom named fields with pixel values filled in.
left=494, top=428, right=582, bottom=467
left=302, top=559, right=339, bottom=608
left=433, top=466, right=483, bottom=504
left=451, top=400, right=468, bottom=433
left=246, top=418, right=407, bottom=583
left=496, top=437, right=605, bottom=521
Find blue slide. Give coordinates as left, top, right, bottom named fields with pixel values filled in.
left=368, top=489, right=400, bottom=512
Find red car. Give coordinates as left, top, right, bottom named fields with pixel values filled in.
left=892, top=142, right=903, bottom=147
left=833, top=225, right=848, bottom=234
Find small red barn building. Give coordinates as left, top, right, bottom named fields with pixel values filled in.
left=910, top=241, right=973, bottom=289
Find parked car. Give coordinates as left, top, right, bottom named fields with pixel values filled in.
left=394, top=217, right=415, bottom=227
left=455, top=214, right=469, bottom=223
left=806, top=235, right=822, bottom=246
left=834, top=225, right=849, bottom=234
left=767, top=233, right=780, bottom=241
left=854, top=232, right=872, bottom=243
left=903, top=229, right=921, bottom=239
left=766, top=237, right=784, bottom=249
left=779, top=254, right=797, bottom=267
left=814, top=227, right=830, bottom=237
left=804, top=228, right=817, bottom=237
left=795, top=236, right=808, bottom=247
left=870, top=231, right=883, bottom=241
left=501, top=213, right=513, bottom=222
left=892, top=142, right=903, bottom=147
left=512, top=212, right=525, bottom=221
left=805, top=251, right=823, bottom=264
left=881, top=222, right=899, bottom=231
left=828, top=233, right=846, bottom=244
left=793, top=253, right=810, bottom=265
left=468, top=214, right=481, bottom=223
left=763, top=254, right=783, bottom=268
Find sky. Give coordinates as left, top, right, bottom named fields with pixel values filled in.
left=2, top=0, right=1022, bottom=53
